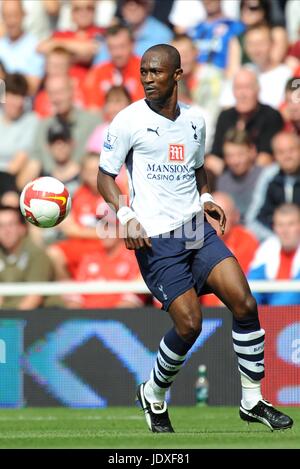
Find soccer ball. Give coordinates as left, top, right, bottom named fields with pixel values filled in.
left=20, top=177, right=71, bottom=228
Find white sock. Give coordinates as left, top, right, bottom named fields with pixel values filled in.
left=144, top=373, right=167, bottom=404
left=241, top=373, right=263, bottom=410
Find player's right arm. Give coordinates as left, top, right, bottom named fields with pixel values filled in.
left=97, top=172, right=151, bottom=250
left=97, top=112, right=151, bottom=250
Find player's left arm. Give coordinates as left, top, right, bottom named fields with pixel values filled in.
left=195, top=165, right=226, bottom=235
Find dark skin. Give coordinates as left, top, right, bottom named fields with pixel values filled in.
left=97, top=47, right=259, bottom=343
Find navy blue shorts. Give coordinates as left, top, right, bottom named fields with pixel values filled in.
left=135, top=219, right=234, bottom=311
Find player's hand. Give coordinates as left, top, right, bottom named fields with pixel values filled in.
left=124, top=218, right=152, bottom=250
left=203, top=201, right=226, bottom=235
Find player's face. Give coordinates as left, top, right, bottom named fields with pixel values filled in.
left=140, top=52, right=181, bottom=103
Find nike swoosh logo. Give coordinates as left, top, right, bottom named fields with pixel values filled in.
left=47, top=195, right=67, bottom=206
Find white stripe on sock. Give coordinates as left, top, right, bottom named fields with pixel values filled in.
left=160, top=338, right=187, bottom=362
left=232, top=328, right=265, bottom=342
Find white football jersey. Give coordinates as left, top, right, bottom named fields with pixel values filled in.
left=99, top=99, right=206, bottom=236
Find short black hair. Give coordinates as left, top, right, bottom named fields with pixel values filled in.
left=142, top=44, right=181, bottom=71
left=5, top=73, right=28, bottom=97
left=47, top=118, right=72, bottom=144
left=0, top=204, right=26, bottom=225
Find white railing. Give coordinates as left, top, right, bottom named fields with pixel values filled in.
left=0, top=280, right=299, bottom=296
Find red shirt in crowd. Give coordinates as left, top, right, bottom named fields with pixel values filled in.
left=84, top=55, right=145, bottom=109
left=34, top=69, right=87, bottom=118
left=52, top=26, right=105, bottom=79
left=74, top=243, right=143, bottom=309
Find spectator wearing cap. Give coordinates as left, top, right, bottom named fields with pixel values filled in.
left=45, top=120, right=81, bottom=197
left=84, top=24, right=145, bottom=110
left=94, top=0, right=173, bottom=64
left=0, top=73, right=39, bottom=191
left=20, top=75, right=100, bottom=188
left=0, top=0, right=45, bottom=95
left=38, top=0, right=105, bottom=79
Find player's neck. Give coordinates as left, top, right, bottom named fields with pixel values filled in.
left=146, top=96, right=180, bottom=122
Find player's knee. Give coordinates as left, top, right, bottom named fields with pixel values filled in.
left=234, top=293, right=258, bottom=321
left=177, top=313, right=202, bottom=344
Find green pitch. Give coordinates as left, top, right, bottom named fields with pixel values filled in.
left=0, top=407, right=298, bottom=449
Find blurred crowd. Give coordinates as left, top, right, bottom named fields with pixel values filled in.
left=0, top=0, right=300, bottom=310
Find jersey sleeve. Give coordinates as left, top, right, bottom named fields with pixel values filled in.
left=194, top=117, right=206, bottom=169
left=99, top=111, right=132, bottom=178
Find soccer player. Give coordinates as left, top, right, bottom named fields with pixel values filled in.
left=97, top=44, right=293, bottom=433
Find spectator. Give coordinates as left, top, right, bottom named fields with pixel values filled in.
left=38, top=0, right=105, bottom=79
left=280, top=77, right=300, bottom=136
left=248, top=203, right=300, bottom=305
left=0, top=205, right=54, bottom=309
left=57, top=0, right=116, bottom=30
left=94, top=0, right=173, bottom=64
left=45, top=119, right=81, bottom=197
left=46, top=152, right=109, bottom=280
left=0, top=73, right=39, bottom=190
left=221, top=24, right=292, bottom=110
left=207, top=67, right=284, bottom=175
left=201, top=191, right=259, bottom=306
left=84, top=24, right=145, bottom=110
left=171, top=33, right=223, bottom=124
left=169, top=0, right=240, bottom=33
left=86, top=85, right=132, bottom=153
left=188, top=0, right=245, bottom=76
left=0, top=0, right=60, bottom=40
left=216, top=128, right=264, bottom=223
left=243, top=24, right=292, bottom=108
left=34, top=47, right=87, bottom=119
left=246, top=132, right=300, bottom=240
left=68, top=202, right=144, bottom=309
left=22, top=75, right=100, bottom=186
left=228, top=0, right=288, bottom=75
left=0, top=0, right=45, bottom=95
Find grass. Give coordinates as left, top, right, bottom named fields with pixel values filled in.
left=0, top=406, right=298, bottom=449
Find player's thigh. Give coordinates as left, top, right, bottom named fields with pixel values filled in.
left=205, top=257, right=256, bottom=316
left=168, top=288, right=203, bottom=335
